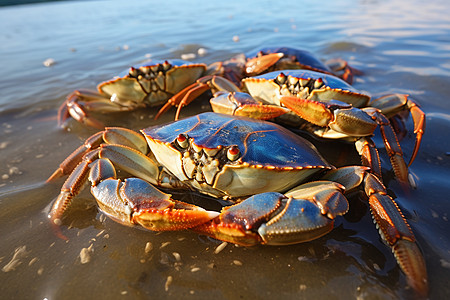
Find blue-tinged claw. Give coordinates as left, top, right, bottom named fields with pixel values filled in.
left=193, top=191, right=340, bottom=246
left=258, top=197, right=335, bottom=245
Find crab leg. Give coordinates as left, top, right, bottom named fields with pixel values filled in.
left=47, top=131, right=104, bottom=181
left=325, top=58, right=363, bottom=85
left=47, top=127, right=156, bottom=225
left=155, top=75, right=242, bottom=120
left=370, top=94, right=426, bottom=166
left=49, top=151, right=101, bottom=228
left=155, top=79, right=210, bottom=120
left=323, top=166, right=428, bottom=297
left=363, top=108, right=408, bottom=183
left=354, top=137, right=382, bottom=179
left=47, top=127, right=148, bottom=182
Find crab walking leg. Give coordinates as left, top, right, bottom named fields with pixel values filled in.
left=323, top=167, right=428, bottom=297
left=363, top=108, right=409, bottom=183
left=355, top=137, right=382, bottom=179
left=59, top=90, right=146, bottom=129
left=324, top=58, right=363, bottom=85
left=155, top=80, right=210, bottom=120
left=370, top=94, right=426, bottom=167
left=280, top=96, right=409, bottom=183
left=49, top=151, right=101, bottom=227
left=47, top=131, right=104, bottom=181
left=155, top=75, right=241, bottom=120
left=366, top=174, right=427, bottom=296
left=48, top=134, right=159, bottom=227
left=47, top=127, right=149, bottom=182
left=47, top=126, right=157, bottom=227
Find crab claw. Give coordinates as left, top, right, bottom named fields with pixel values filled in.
left=210, top=91, right=289, bottom=120
left=325, top=58, right=363, bottom=85
left=245, top=52, right=284, bottom=76
left=193, top=190, right=348, bottom=246
left=92, top=178, right=219, bottom=231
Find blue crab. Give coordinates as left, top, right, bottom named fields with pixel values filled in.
left=47, top=112, right=427, bottom=296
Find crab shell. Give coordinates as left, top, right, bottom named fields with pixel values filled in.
left=141, top=112, right=331, bottom=198
left=243, top=70, right=370, bottom=108
left=98, top=60, right=206, bottom=106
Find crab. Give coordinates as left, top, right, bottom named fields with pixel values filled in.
left=161, top=70, right=425, bottom=185
left=57, top=47, right=360, bottom=129
left=47, top=112, right=427, bottom=296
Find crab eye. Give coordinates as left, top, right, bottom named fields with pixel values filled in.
left=176, top=134, right=189, bottom=149
left=227, top=145, right=240, bottom=161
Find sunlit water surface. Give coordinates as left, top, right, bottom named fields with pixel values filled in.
left=1, top=0, right=450, bottom=299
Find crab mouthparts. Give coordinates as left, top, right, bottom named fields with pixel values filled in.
left=181, top=145, right=222, bottom=186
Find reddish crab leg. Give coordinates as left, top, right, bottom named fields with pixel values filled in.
left=325, top=58, right=363, bottom=85
left=355, top=137, right=382, bottom=179
left=156, top=75, right=242, bottom=120
left=407, top=101, right=426, bottom=166
left=365, top=173, right=428, bottom=297
left=47, top=131, right=104, bottom=181
left=370, top=94, right=426, bottom=166
left=47, top=127, right=148, bottom=182
left=323, top=167, right=428, bottom=297
left=363, top=108, right=408, bottom=184
left=155, top=80, right=210, bottom=120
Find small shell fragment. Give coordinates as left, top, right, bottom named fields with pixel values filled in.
left=214, top=242, right=228, bottom=254
left=172, top=252, right=181, bottom=262
left=160, top=242, right=171, bottom=249
left=145, top=242, right=153, bottom=254
left=2, top=246, right=29, bottom=272
left=197, top=48, right=207, bottom=56
left=181, top=53, right=196, bottom=60
left=233, top=260, right=242, bottom=266
left=165, top=275, right=173, bottom=291
left=43, top=58, right=56, bottom=67
left=79, top=244, right=94, bottom=264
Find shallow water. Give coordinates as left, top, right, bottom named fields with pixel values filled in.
left=1, top=0, right=450, bottom=299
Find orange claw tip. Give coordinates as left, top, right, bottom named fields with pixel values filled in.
left=46, top=168, right=64, bottom=182
left=133, top=209, right=219, bottom=232
left=49, top=219, right=69, bottom=241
